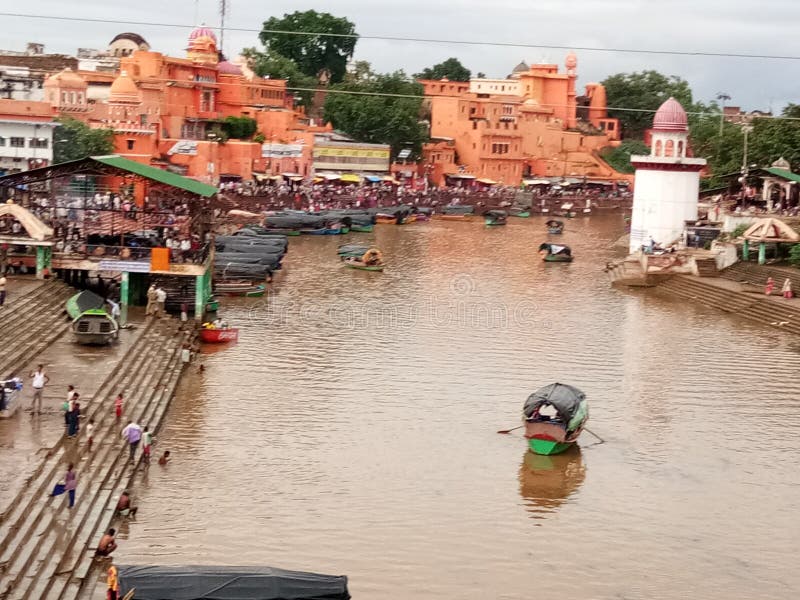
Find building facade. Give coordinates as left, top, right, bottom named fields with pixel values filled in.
left=0, top=99, right=56, bottom=174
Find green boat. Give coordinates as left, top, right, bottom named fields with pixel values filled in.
left=509, top=210, right=531, bottom=218
left=523, top=383, right=589, bottom=455
left=65, top=291, right=119, bottom=345
left=350, top=224, right=375, bottom=233
left=539, top=242, right=573, bottom=262
left=344, top=261, right=384, bottom=272
left=206, top=299, right=220, bottom=312
left=484, top=209, right=508, bottom=226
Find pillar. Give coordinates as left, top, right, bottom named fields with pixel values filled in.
left=742, top=239, right=750, bottom=261
left=120, top=271, right=130, bottom=326
left=35, top=246, right=52, bottom=279
left=758, top=242, right=766, bottom=265
left=194, top=269, right=210, bottom=321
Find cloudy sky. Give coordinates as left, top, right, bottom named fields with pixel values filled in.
left=4, top=0, right=799, bottom=111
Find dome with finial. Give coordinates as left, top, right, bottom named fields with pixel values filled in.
left=512, top=60, right=530, bottom=74
left=109, top=70, right=139, bottom=103
left=653, top=97, right=688, bottom=132
left=189, top=26, right=218, bottom=45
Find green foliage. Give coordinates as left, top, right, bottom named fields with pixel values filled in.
left=221, top=116, right=257, bottom=140
left=324, top=69, right=427, bottom=156
left=258, top=10, right=357, bottom=84
left=253, top=132, right=266, bottom=144
left=415, top=58, right=471, bottom=82
left=789, top=244, right=800, bottom=267
left=731, top=224, right=749, bottom=239
left=243, top=47, right=318, bottom=109
left=53, top=118, right=114, bottom=164
left=602, top=70, right=693, bottom=138
left=599, top=140, right=649, bottom=174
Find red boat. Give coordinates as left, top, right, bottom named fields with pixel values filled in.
left=199, top=328, right=239, bottom=343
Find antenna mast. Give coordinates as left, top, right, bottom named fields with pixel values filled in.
left=219, top=0, right=227, bottom=54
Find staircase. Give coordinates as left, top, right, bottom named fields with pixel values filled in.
left=0, top=317, right=193, bottom=600
left=695, top=257, right=719, bottom=277
left=655, top=275, right=800, bottom=335
left=720, top=262, right=800, bottom=290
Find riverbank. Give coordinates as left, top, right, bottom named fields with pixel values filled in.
left=0, top=279, right=195, bottom=600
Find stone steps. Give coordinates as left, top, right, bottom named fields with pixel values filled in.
left=720, top=262, right=800, bottom=289
left=656, top=276, right=800, bottom=335
left=0, top=319, right=188, bottom=600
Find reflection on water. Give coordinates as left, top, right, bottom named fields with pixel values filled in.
left=120, top=215, right=800, bottom=600
left=518, top=448, right=585, bottom=518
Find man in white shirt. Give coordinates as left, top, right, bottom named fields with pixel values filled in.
left=155, top=287, right=167, bottom=318
left=29, top=364, right=49, bottom=414
left=0, top=274, right=6, bottom=307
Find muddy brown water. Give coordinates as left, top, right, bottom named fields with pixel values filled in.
left=115, top=215, right=799, bottom=599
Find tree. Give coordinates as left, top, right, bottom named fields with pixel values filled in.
left=53, top=118, right=114, bottom=164
left=324, top=69, right=427, bottom=156
left=599, top=140, right=649, bottom=174
left=415, top=58, right=471, bottom=82
left=602, top=70, right=693, bottom=138
left=258, top=10, right=357, bottom=84
left=242, top=47, right=318, bottom=109
left=221, top=116, right=258, bottom=139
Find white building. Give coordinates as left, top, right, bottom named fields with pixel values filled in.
left=628, top=98, right=706, bottom=252
left=0, top=99, right=56, bottom=174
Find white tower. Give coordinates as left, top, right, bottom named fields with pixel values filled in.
left=628, top=97, right=706, bottom=253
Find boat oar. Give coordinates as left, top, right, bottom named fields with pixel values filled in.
left=584, top=427, right=605, bottom=444
left=497, top=425, right=523, bottom=434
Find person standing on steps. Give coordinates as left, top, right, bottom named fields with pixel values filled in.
left=121, top=420, right=143, bottom=464
left=65, top=463, right=77, bottom=508
left=145, top=283, right=157, bottom=316
left=114, top=392, right=124, bottom=420
left=86, top=418, right=95, bottom=452
left=106, top=564, right=120, bottom=600
left=155, top=285, right=167, bottom=318
left=142, top=425, right=153, bottom=466
left=28, top=364, right=49, bottom=414
left=0, top=272, right=7, bottom=307
left=67, top=393, right=81, bottom=437
left=781, top=278, right=793, bottom=299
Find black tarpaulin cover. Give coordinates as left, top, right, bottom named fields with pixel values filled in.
left=118, top=565, right=350, bottom=600
left=523, top=383, right=586, bottom=422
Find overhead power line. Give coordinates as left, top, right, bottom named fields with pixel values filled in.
left=2, top=11, right=800, bottom=61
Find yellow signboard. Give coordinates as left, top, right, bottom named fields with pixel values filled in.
left=314, top=147, right=390, bottom=159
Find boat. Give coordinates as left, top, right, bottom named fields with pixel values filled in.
left=300, top=228, right=328, bottom=235
left=65, top=290, right=119, bottom=345
left=484, top=210, right=508, bottom=226
left=338, top=243, right=370, bottom=259
left=199, top=326, right=239, bottom=343
left=546, top=219, right=564, bottom=234
left=206, top=298, right=220, bottom=312
left=116, top=565, right=350, bottom=600
left=344, top=248, right=384, bottom=271
left=436, top=205, right=475, bottom=221
left=523, top=383, right=589, bottom=455
left=214, top=281, right=266, bottom=297
left=0, top=377, right=23, bottom=419
left=509, top=209, right=531, bottom=218
left=557, top=202, right=576, bottom=218
left=538, top=242, right=573, bottom=262
left=263, top=229, right=301, bottom=236
left=350, top=224, right=374, bottom=233
left=375, top=215, right=398, bottom=224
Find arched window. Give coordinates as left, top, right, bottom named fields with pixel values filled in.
left=665, top=139, right=675, bottom=157
left=654, top=140, right=663, bottom=157
left=677, top=141, right=684, bottom=157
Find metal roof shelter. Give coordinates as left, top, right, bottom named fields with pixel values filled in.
left=0, top=155, right=218, bottom=197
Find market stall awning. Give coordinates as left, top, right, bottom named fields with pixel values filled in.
left=761, top=167, right=800, bottom=183
left=281, top=172, right=303, bottom=181
left=446, top=173, right=476, bottom=179
left=523, top=178, right=551, bottom=185
left=383, top=176, right=399, bottom=184
left=339, top=174, right=361, bottom=183
left=476, top=178, right=497, bottom=185
left=365, top=175, right=382, bottom=183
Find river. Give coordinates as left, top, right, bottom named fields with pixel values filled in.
left=119, top=214, right=800, bottom=599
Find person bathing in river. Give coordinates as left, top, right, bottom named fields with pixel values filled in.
left=95, top=528, right=117, bottom=557
left=115, top=491, right=138, bottom=518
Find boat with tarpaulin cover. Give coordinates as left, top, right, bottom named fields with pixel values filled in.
left=116, top=565, right=350, bottom=600
left=546, top=219, right=564, bottom=234
left=538, top=242, right=573, bottom=262
left=65, top=290, right=118, bottom=345
left=523, top=383, right=589, bottom=455
left=484, top=209, right=508, bottom=226
left=344, top=248, right=385, bottom=271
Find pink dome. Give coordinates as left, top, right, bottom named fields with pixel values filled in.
left=653, top=97, right=688, bottom=132
left=218, top=61, right=243, bottom=75
left=189, top=26, right=218, bottom=44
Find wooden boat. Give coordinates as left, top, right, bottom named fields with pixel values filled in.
left=539, top=242, right=573, bottom=262
left=338, top=243, right=370, bottom=259
left=523, top=383, right=588, bottom=455
left=484, top=210, right=508, bottom=226
left=509, top=209, right=531, bottom=218
left=65, top=291, right=119, bottom=345
left=199, top=327, right=239, bottom=343
left=344, top=248, right=384, bottom=271
left=263, top=228, right=301, bottom=236
left=546, top=219, right=564, bottom=234
left=214, top=281, right=267, bottom=297
left=300, top=228, right=327, bottom=235
left=375, top=215, right=397, bottom=224
left=435, top=213, right=472, bottom=221
left=350, top=224, right=374, bottom=233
